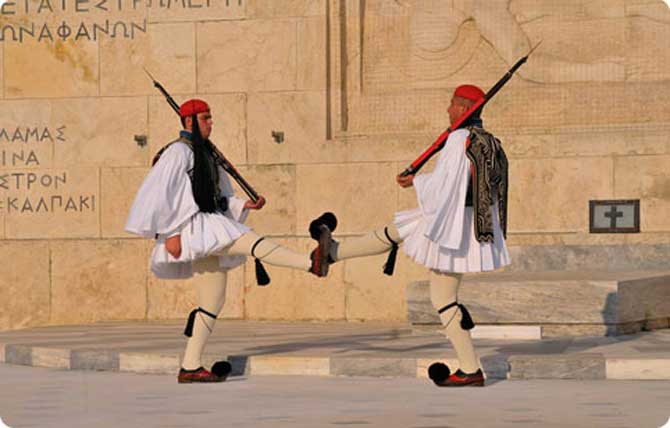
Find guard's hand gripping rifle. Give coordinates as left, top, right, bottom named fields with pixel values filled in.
left=399, top=42, right=541, bottom=177
left=144, top=68, right=260, bottom=203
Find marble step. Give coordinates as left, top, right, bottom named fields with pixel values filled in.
left=507, top=244, right=670, bottom=272
left=407, top=270, right=670, bottom=337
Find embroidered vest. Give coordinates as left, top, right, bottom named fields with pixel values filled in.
left=464, top=126, right=509, bottom=243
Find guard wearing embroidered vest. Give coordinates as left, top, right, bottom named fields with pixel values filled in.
left=309, top=84, right=511, bottom=387
left=125, top=99, right=332, bottom=383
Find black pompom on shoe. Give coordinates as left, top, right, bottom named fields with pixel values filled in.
left=211, top=360, right=232, bottom=380
left=428, top=362, right=451, bottom=384
left=309, top=212, right=337, bottom=240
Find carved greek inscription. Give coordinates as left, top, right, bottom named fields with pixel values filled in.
left=0, top=126, right=65, bottom=167
left=0, top=0, right=241, bottom=42
left=0, top=150, right=40, bottom=167
left=0, top=172, right=67, bottom=190
left=0, top=125, right=66, bottom=143
left=0, top=18, right=147, bottom=42
left=0, top=123, right=95, bottom=216
left=0, top=195, right=95, bottom=213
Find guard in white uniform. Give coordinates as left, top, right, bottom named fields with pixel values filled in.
left=317, top=85, right=510, bottom=387
left=126, top=99, right=331, bottom=383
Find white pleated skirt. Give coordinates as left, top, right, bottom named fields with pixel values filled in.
left=395, top=205, right=511, bottom=273
left=150, top=211, right=251, bottom=278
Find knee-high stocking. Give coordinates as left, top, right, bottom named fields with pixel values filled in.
left=181, top=257, right=228, bottom=370
left=223, top=231, right=311, bottom=271
left=429, top=271, right=480, bottom=374
left=332, top=224, right=401, bottom=261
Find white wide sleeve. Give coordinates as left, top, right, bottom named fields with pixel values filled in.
left=125, top=143, right=199, bottom=238
left=226, top=196, right=249, bottom=223
left=412, top=129, right=471, bottom=249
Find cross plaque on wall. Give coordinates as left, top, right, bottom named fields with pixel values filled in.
left=589, top=200, right=640, bottom=233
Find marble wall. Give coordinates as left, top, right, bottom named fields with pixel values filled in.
left=1, top=0, right=669, bottom=330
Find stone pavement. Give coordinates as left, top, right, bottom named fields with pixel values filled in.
left=1, top=321, right=670, bottom=380
left=1, top=365, right=669, bottom=428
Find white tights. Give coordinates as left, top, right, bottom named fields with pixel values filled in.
left=330, top=223, right=481, bottom=374
left=181, top=232, right=311, bottom=370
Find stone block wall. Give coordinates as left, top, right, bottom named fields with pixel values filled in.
left=1, top=0, right=669, bottom=330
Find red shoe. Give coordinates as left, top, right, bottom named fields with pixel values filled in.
left=177, top=367, right=226, bottom=384
left=435, top=369, right=485, bottom=387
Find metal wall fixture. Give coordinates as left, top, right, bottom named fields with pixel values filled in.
left=134, top=135, right=148, bottom=147
left=271, top=131, right=284, bottom=144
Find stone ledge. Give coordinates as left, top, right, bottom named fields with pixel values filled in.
left=471, top=325, right=542, bottom=340
left=1, top=322, right=668, bottom=380
left=119, top=353, right=180, bottom=375
left=507, top=354, right=606, bottom=380
left=507, top=245, right=670, bottom=272
left=4, top=345, right=32, bottom=366
left=71, top=350, right=119, bottom=371
left=251, top=356, right=330, bottom=376
left=4, top=342, right=670, bottom=380
left=330, top=357, right=417, bottom=378
left=407, top=271, right=670, bottom=337
left=606, top=358, right=670, bottom=380
left=31, top=346, right=70, bottom=369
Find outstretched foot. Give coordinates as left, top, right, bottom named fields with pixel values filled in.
left=308, top=212, right=337, bottom=277
left=309, top=225, right=332, bottom=277
left=309, top=212, right=337, bottom=240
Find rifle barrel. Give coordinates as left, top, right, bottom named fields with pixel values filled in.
left=144, top=69, right=260, bottom=202
left=399, top=42, right=540, bottom=177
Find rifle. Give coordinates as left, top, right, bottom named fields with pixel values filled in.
left=144, top=68, right=260, bottom=203
left=399, top=41, right=541, bottom=177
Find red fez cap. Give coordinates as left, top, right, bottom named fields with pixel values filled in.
left=454, top=84, right=485, bottom=102
left=179, top=99, right=210, bottom=118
